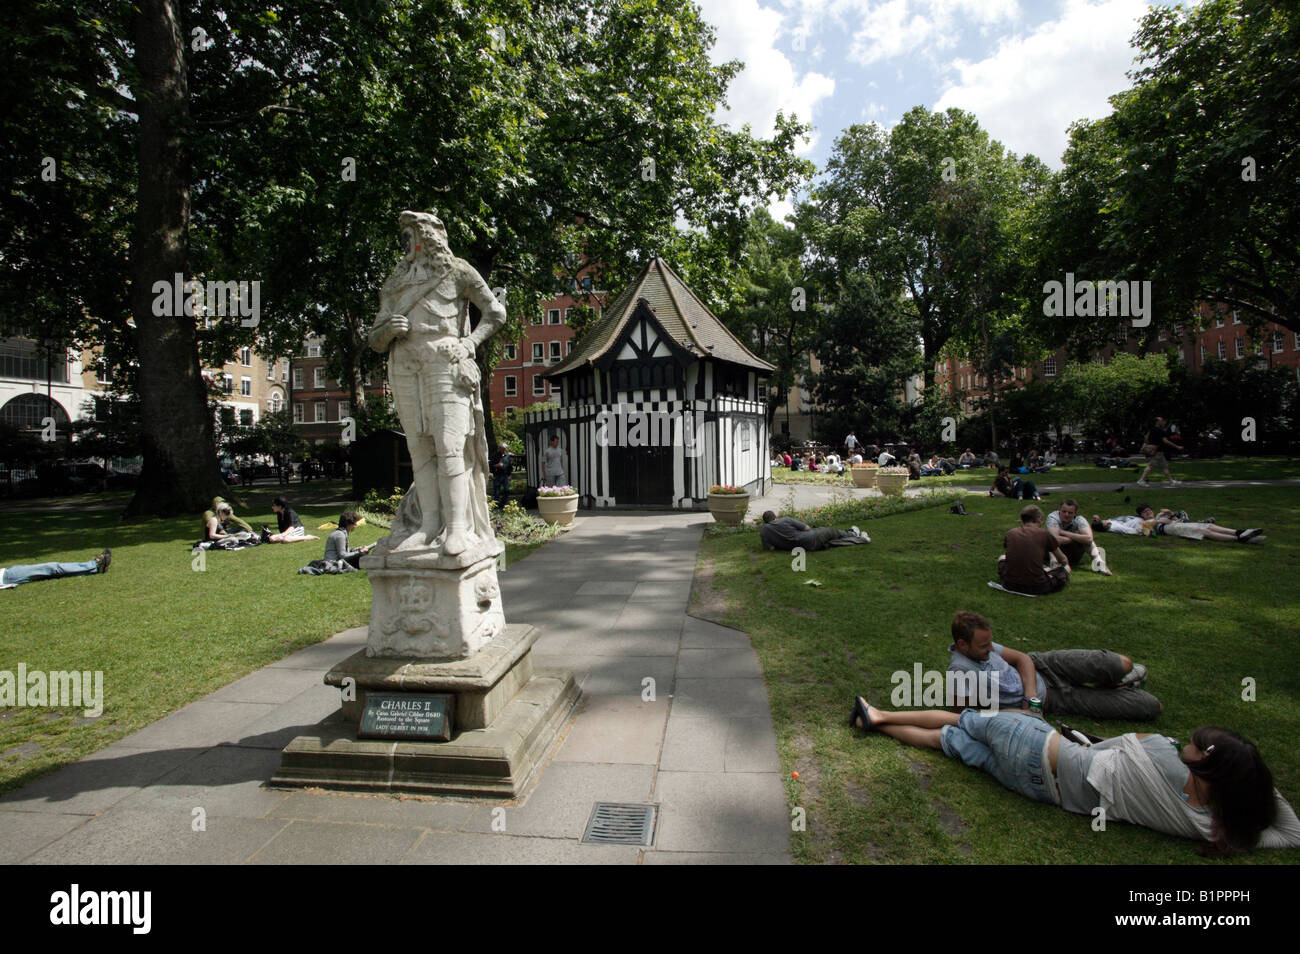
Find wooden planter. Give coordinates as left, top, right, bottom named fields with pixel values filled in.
left=707, top=492, right=750, bottom=526
left=850, top=468, right=876, bottom=488
left=875, top=473, right=909, bottom=498
left=536, top=493, right=579, bottom=526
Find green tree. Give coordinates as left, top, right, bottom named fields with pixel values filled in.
left=1056, top=352, right=1173, bottom=440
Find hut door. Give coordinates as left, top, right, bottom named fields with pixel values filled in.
left=610, top=445, right=673, bottom=506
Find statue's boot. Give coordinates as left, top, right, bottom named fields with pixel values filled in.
left=395, top=458, right=442, bottom=551
left=440, top=470, right=474, bottom=556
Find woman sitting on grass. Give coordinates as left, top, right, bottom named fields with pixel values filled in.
left=848, top=698, right=1300, bottom=855
left=261, top=496, right=320, bottom=544
left=204, top=502, right=256, bottom=543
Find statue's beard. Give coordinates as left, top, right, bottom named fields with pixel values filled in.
left=391, top=247, right=453, bottom=289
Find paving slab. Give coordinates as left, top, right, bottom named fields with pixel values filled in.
left=0, top=743, right=199, bottom=815
left=403, top=832, right=640, bottom=865
left=461, top=762, right=656, bottom=839
left=24, top=809, right=290, bottom=865
left=269, top=790, right=476, bottom=830
left=652, top=771, right=791, bottom=854
left=249, top=819, right=423, bottom=865
left=0, top=809, right=94, bottom=864
left=642, top=850, right=794, bottom=865
left=113, top=745, right=290, bottom=818
left=676, top=648, right=764, bottom=679
left=554, top=695, right=669, bottom=764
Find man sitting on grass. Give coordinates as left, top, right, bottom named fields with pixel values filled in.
left=1045, top=498, right=1110, bottom=575
left=997, top=504, right=1070, bottom=595
left=947, top=611, right=1161, bottom=721
left=759, top=511, right=870, bottom=551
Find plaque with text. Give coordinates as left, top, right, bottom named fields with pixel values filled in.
left=358, top=693, right=454, bottom=741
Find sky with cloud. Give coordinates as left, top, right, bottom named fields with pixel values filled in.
left=694, top=0, right=1184, bottom=206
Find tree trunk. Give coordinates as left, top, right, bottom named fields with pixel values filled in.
left=124, top=0, right=226, bottom=517
left=470, top=255, right=499, bottom=454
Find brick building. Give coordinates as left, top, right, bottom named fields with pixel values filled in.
left=289, top=336, right=388, bottom=444
left=489, top=284, right=605, bottom=415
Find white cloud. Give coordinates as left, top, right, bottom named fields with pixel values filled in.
left=695, top=0, right=836, bottom=153
left=829, top=0, right=1021, bottom=66
left=933, top=0, right=1150, bottom=166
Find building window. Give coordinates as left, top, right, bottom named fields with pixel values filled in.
left=532, top=375, right=546, bottom=396
left=504, top=375, right=517, bottom=396
left=307, top=342, right=322, bottom=357
left=1117, top=324, right=1128, bottom=343
left=1294, top=332, right=1300, bottom=351
left=566, top=340, right=573, bottom=355
left=222, top=373, right=233, bottom=393
left=532, top=310, right=543, bottom=326
left=1157, top=329, right=1167, bottom=342
left=314, top=367, right=325, bottom=389
left=270, top=393, right=282, bottom=413
left=338, top=399, right=349, bottom=421
left=531, top=343, right=544, bottom=363
left=292, top=367, right=303, bottom=390
left=281, top=360, right=289, bottom=382
left=549, top=380, right=559, bottom=395
left=240, top=346, right=252, bottom=366
left=503, top=343, right=517, bottom=361
left=1232, top=310, right=1241, bottom=324
left=1272, top=331, right=1284, bottom=354
left=564, top=307, right=574, bottom=324
left=1215, top=317, right=1224, bottom=328
left=239, top=408, right=253, bottom=426
left=549, top=341, right=561, bottom=362
left=95, top=360, right=112, bottom=385
left=314, top=402, right=327, bottom=423
left=293, top=402, right=303, bottom=423
left=757, top=380, right=768, bottom=400
left=582, top=276, right=592, bottom=291
left=1199, top=344, right=1206, bottom=363
left=266, top=361, right=274, bottom=380
left=1043, top=357, right=1057, bottom=378
left=1235, top=336, right=1244, bottom=358
left=1217, top=340, right=1227, bottom=360
left=240, top=376, right=251, bottom=396
left=548, top=309, right=561, bottom=325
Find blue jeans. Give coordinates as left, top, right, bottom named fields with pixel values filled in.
left=940, top=709, right=1057, bottom=804
left=493, top=474, right=511, bottom=507
left=2, top=559, right=99, bottom=586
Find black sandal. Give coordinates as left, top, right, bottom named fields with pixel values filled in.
left=848, top=696, right=874, bottom=731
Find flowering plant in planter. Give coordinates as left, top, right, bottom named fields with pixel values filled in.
left=850, top=462, right=878, bottom=469
left=537, top=485, right=577, bottom=497
left=877, top=465, right=911, bottom=475
left=709, top=484, right=747, bottom=494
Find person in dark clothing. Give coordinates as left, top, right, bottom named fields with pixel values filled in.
left=989, top=465, right=1041, bottom=501
left=492, top=442, right=514, bottom=507
left=759, top=511, right=870, bottom=551
left=263, top=496, right=320, bottom=543
left=1137, top=415, right=1182, bottom=486
left=998, top=505, right=1071, bottom=594
left=325, top=511, right=373, bottom=569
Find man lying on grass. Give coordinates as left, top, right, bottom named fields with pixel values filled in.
left=848, top=698, right=1300, bottom=855
left=947, top=611, right=1160, bottom=722
left=1091, top=506, right=1264, bottom=543
left=759, top=511, right=870, bottom=551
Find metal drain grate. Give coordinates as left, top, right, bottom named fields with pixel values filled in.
left=582, top=802, right=657, bottom=846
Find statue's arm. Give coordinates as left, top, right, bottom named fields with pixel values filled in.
left=369, top=302, right=407, bottom=353
left=461, top=267, right=507, bottom=350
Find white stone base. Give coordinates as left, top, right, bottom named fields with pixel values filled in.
left=363, top=548, right=505, bottom=659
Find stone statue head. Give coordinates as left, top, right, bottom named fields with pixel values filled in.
left=398, top=210, right=451, bottom=262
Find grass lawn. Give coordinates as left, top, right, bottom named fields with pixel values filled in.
left=0, top=480, right=542, bottom=794
left=695, top=485, right=1300, bottom=864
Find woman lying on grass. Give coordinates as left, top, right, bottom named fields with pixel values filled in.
left=849, top=698, right=1300, bottom=855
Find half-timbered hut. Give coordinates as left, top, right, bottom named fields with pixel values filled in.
left=523, top=258, right=772, bottom=508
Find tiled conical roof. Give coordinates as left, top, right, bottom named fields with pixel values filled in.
left=546, top=258, right=775, bottom=376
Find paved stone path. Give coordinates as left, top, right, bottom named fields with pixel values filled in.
left=0, top=512, right=792, bottom=865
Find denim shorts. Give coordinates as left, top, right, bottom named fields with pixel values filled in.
left=940, top=709, right=1058, bottom=805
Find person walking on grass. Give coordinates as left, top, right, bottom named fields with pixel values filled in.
left=1137, top=415, right=1181, bottom=486
left=847, top=699, right=1300, bottom=855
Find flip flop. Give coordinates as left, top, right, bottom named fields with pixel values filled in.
left=848, top=695, right=874, bottom=731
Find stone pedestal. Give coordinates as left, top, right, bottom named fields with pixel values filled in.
left=361, top=540, right=505, bottom=659
left=271, top=625, right=578, bottom=798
